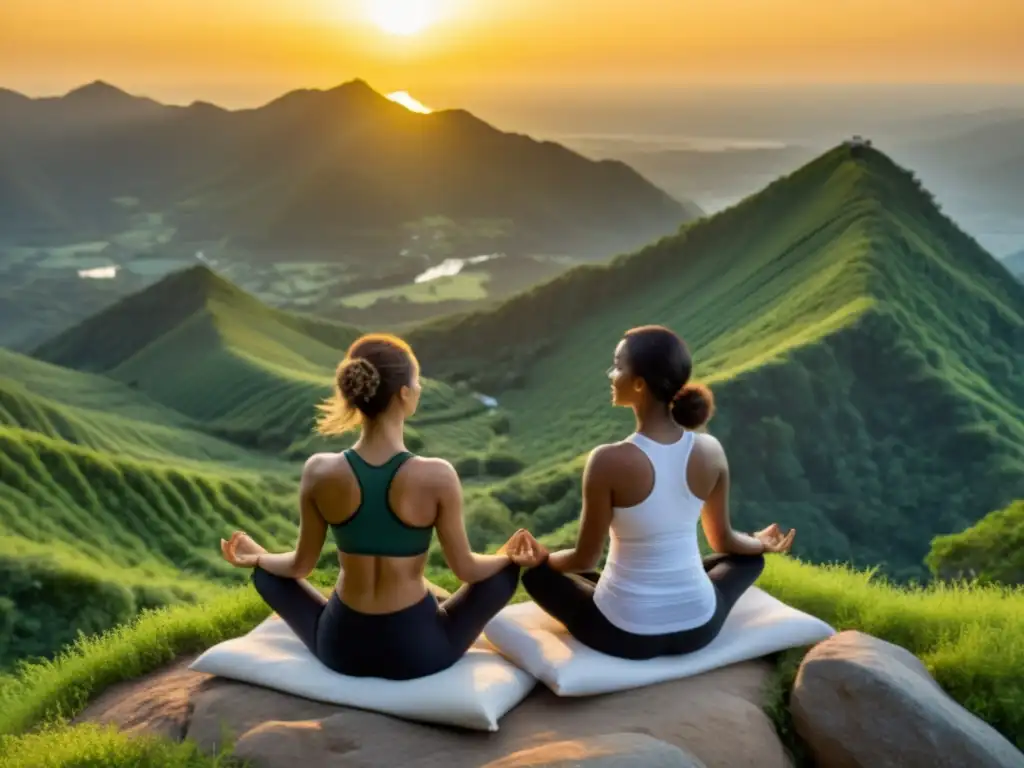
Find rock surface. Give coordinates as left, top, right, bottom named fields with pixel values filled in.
left=481, top=733, right=707, bottom=767
left=81, top=656, right=788, bottom=768
left=790, top=630, right=1024, bottom=768
left=74, top=654, right=211, bottom=741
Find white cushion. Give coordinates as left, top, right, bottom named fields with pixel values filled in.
left=482, top=586, right=835, bottom=696
left=189, top=613, right=536, bottom=731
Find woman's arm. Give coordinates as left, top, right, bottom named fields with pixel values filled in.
left=253, top=455, right=329, bottom=579
left=696, top=437, right=766, bottom=556
left=544, top=445, right=615, bottom=573
left=434, top=460, right=513, bottom=583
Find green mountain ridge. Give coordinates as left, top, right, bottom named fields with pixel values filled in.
left=409, top=143, right=1024, bottom=578
left=33, top=266, right=364, bottom=444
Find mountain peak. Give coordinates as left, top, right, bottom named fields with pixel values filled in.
left=0, top=86, right=30, bottom=104
left=64, top=80, right=132, bottom=102
left=32, top=265, right=253, bottom=373
left=263, top=78, right=392, bottom=115
left=328, top=78, right=379, bottom=96
left=167, top=264, right=245, bottom=300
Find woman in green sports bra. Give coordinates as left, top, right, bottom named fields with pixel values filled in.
left=219, top=333, right=528, bottom=680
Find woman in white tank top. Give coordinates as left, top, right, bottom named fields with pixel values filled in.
left=509, top=325, right=795, bottom=660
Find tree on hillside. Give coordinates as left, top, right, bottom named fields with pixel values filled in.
left=926, top=500, right=1024, bottom=586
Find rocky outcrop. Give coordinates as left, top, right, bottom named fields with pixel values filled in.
left=790, top=630, right=1024, bottom=768
left=72, top=654, right=210, bottom=741
left=80, top=657, right=788, bottom=768
left=481, top=733, right=707, bottom=767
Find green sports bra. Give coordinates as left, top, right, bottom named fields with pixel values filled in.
left=331, top=449, right=434, bottom=557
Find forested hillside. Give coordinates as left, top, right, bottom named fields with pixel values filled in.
left=409, top=143, right=1024, bottom=580
left=927, top=500, right=1024, bottom=586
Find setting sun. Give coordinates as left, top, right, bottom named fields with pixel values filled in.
left=386, top=91, right=432, bottom=113
left=368, top=0, right=436, bottom=37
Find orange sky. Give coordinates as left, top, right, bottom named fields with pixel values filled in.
left=2, top=0, right=1022, bottom=106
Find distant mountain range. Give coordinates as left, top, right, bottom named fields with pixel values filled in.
left=890, top=115, right=1024, bottom=256
left=0, top=79, right=693, bottom=260
left=1005, top=249, right=1024, bottom=281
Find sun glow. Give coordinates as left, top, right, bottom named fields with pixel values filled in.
left=386, top=91, right=432, bottom=113
left=368, top=0, right=436, bottom=37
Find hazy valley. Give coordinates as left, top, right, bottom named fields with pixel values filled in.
left=0, top=80, right=694, bottom=350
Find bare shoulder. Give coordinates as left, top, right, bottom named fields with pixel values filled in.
left=591, top=441, right=632, bottom=464
left=405, top=455, right=460, bottom=491
left=302, top=452, right=346, bottom=485
left=691, top=432, right=726, bottom=464
left=585, top=441, right=637, bottom=477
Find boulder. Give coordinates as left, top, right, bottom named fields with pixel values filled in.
left=82, top=655, right=789, bottom=768
left=790, top=630, right=1024, bottom=768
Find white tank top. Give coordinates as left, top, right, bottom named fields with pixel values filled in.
left=593, top=431, right=717, bottom=635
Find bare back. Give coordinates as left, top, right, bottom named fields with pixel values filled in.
left=310, top=452, right=448, bottom=614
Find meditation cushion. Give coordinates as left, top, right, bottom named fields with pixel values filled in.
left=189, top=613, right=536, bottom=731
left=482, top=586, right=835, bottom=696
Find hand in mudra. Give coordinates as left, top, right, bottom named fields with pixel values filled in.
left=220, top=531, right=267, bottom=568
left=503, top=529, right=549, bottom=568
left=754, top=523, right=795, bottom=554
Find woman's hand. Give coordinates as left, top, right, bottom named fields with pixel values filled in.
left=496, top=529, right=535, bottom=565
left=506, top=529, right=549, bottom=568
left=753, top=523, right=796, bottom=554
left=220, top=531, right=268, bottom=568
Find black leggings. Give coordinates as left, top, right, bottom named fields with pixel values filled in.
left=520, top=552, right=765, bottom=660
left=251, top=563, right=520, bottom=680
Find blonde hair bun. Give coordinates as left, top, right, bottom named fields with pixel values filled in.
left=339, top=357, right=381, bottom=403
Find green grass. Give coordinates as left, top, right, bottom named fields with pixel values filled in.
left=0, top=724, right=245, bottom=768
left=0, top=585, right=269, bottom=738
left=339, top=272, right=490, bottom=309
left=0, top=558, right=1020, bottom=766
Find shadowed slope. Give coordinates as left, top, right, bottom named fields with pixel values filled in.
left=34, top=267, right=360, bottom=442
